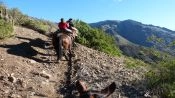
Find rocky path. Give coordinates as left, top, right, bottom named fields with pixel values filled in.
left=0, top=26, right=149, bottom=98
left=0, top=26, right=70, bottom=98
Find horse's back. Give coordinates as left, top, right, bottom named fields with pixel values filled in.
left=56, top=33, right=72, bottom=49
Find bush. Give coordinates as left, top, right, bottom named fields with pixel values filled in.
left=21, top=18, right=56, bottom=34
left=8, top=8, right=57, bottom=34
left=124, top=57, right=147, bottom=68
left=74, top=20, right=122, bottom=56
left=146, top=58, right=175, bottom=97
left=0, top=19, right=13, bottom=39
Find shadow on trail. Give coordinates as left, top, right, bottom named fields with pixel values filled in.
left=119, top=79, right=151, bottom=98
left=16, top=36, right=46, bottom=49
left=120, top=84, right=145, bottom=98
left=0, top=37, right=51, bottom=63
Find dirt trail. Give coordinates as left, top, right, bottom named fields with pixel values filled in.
left=0, top=26, right=149, bottom=98
left=0, top=26, right=70, bottom=98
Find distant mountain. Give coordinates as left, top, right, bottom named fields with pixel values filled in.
left=90, top=20, right=175, bottom=55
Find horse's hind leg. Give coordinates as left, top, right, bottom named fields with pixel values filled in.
left=63, top=49, right=73, bottom=61
left=69, top=43, right=75, bottom=57
left=63, top=51, right=69, bottom=61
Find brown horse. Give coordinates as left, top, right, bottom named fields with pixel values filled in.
left=52, top=31, right=74, bottom=61
left=76, top=80, right=116, bottom=98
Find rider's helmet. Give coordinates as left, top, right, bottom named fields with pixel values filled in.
left=68, top=18, right=72, bottom=22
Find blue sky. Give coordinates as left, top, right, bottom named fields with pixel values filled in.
left=3, top=0, right=175, bottom=30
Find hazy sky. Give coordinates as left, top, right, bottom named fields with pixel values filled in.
left=3, top=0, right=175, bottom=30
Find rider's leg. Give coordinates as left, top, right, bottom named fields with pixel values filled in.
left=72, top=27, right=78, bottom=36
left=65, top=28, right=72, bottom=34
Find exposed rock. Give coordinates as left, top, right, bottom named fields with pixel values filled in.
left=29, top=60, right=37, bottom=64
left=8, top=75, right=17, bottom=83
left=40, top=71, right=51, bottom=79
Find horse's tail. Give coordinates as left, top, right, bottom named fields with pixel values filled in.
left=52, top=34, right=63, bottom=61
left=57, top=36, right=63, bottom=60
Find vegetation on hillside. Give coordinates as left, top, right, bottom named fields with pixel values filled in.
left=146, top=58, right=175, bottom=97
left=74, top=20, right=122, bottom=56
left=9, top=8, right=57, bottom=34
left=145, top=38, right=175, bottom=97
left=0, top=19, right=13, bottom=39
left=147, top=34, right=175, bottom=55
left=0, top=3, right=57, bottom=36
left=0, top=3, right=14, bottom=39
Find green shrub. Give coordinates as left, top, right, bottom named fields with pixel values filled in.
left=21, top=18, right=55, bottom=34
left=124, top=57, right=147, bottom=68
left=8, top=8, right=57, bottom=34
left=9, top=8, right=25, bottom=25
left=74, top=20, right=122, bottom=56
left=0, top=19, right=13, bottom=39
left=146, top=58, right=175, bottom=97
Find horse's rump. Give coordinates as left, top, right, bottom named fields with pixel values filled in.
left=52, top=32, right=72, bottom=61
left=60, top=33, right=72, bottom=49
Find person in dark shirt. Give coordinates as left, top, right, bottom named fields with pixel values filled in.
left=66, top=18, right=78, bottom=47
left=66, top=18, right=78, bottom=35
left=66, top=18, right=74, bottom=29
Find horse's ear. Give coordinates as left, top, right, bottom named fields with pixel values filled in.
left=76, top=80, right=88, bottom=93
left=101, top=82, right=116, bottom=97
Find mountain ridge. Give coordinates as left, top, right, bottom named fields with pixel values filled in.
left=90, top=19, right=175, bottom=55
left=90, top=19, right=175, bottom=32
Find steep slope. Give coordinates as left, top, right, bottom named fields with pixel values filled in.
left=73, top=44, right=149, bottom=98
left=0, top=26, right=150, bottom=98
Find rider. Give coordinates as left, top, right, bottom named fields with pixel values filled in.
left=66, top=18, right=78, bottom=34
left=66, top=18, right=74, bottom=29
left=66, top=18, right=78, bottom=47
left=58, top=18, right=72, bottom=34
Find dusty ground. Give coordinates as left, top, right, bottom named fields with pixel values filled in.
left=0, top=26, right=149, bottom=98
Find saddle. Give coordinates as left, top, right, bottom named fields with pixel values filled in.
left=56, top=30, right=74, bottom=42
left=55, top=31, right=75, bottom=43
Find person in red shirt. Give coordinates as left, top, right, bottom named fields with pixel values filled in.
left=58, top=18, right=72, bottom=33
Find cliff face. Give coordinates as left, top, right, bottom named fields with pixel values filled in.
left=0, top=26, right=149, bottom=98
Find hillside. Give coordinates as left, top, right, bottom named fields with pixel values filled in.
left=90, top=20, right=175, bottom=55
left=0, top=26, right=150, bottom=98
